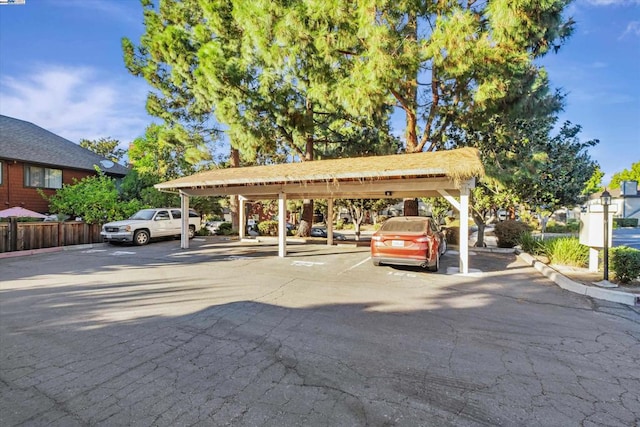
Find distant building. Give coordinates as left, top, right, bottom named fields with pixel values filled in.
left=0, top=115, right=128, bottom=213
left=587, top=181, right=640, bottom=221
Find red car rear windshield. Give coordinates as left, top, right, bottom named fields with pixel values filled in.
left=379, top=218, right=430, bottom=233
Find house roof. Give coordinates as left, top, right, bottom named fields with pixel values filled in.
left=156, top=147, right=484, bottom=200
left=0, top=115, right=129, bottom=176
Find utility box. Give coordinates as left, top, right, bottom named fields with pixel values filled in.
left=579, top=210, right=614, bottom=248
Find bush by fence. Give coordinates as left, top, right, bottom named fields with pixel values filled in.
left=0, top=220, right=103, bottom=253
left=614, top=218, right=638, bottom=228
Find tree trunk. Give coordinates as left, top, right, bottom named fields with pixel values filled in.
left=350, top=204, right=364, bottom=241
left=404, top=199, right=418, bottom=216
left=298, top=98, right=315, bottom=237
left=230, top=147, right=240, bottom=232
left=473, top=213, right=487, bottom=247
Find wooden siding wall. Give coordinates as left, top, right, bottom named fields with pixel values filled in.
left=0, top=221, right=103, bottom=253
left=0, top=160, right=95, bottom=213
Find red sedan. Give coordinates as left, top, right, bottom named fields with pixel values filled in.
left=371, top=216, right=447, bottom=271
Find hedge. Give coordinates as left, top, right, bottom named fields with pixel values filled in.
left=611, top=246, right=640, bottom=284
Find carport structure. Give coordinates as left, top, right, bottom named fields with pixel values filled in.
left=156, top=147, right=484, bottom=274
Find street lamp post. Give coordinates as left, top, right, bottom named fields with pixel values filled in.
left=600, top=189, right=611, bottom=281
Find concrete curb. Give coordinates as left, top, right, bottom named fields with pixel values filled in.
left=0, top=243, right=107, bottom=260
left=517, top=252, right=639, bottom=307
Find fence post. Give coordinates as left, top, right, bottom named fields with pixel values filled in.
left=9, top=217, right=17, bottom=252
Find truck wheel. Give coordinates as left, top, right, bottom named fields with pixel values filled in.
left=134, top=230, right=150, bottom=246
left=188, top=225, right=196, bottom=239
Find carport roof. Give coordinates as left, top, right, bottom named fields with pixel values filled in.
left=156, top=147, right=484, bottom=199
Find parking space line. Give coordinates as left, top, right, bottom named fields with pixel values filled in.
left=339, top=256, right=371, bottom=275
left=291, top=260, right=325, bottom=267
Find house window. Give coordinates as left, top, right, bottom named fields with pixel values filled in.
left=24, top=165, right=62, bottom=189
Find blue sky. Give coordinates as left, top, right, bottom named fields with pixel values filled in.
left=1, top=0, right=638, bottom=185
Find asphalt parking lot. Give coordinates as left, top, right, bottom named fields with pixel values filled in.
left=1, top=238, right=639, bottom=426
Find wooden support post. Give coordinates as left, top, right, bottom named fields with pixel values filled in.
left=279, top=192, right=287, bottom=257
left=327, top=198, right=334, bottom=246
left=180, top=192, right=190, bottom=249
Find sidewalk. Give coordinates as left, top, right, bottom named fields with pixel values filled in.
left=469, top=227, right=640, bottom=307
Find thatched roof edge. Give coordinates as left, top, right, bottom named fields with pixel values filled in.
left=156, top=147, right=484, bottom=190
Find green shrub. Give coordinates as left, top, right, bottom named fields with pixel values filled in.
left=519, top=211, right=540, bottom=230
left=614, top=218, right=638, bottom=228
left=517, top=232, right=545, bottom=255
left=610, top=246, right=640, bottom=284
left=544, top=219, right=579, bottom=234
left=258, top=220, right=279, bottom=236
left=566, top=219, right=580, bottom=233
left=544, top=237, right=589, bottom=267
left=443, top=226, right=460, bottom=245
left=494, top=220, right=531, bottom=248
left=196, top=227, right=211, bottom=236
left=217, top=222, right=233, bottom=235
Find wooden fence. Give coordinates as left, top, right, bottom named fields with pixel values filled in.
left=0, top=220, right=103, bottom=253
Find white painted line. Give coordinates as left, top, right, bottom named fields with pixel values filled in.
left=387, top=271, right=418, bottom=278
left=81, top=249, right=107, bottom=253
left=446, top=267, right=483, bottom=277
left=337, top=256, right=372, bottom=275
left=112, top=251, right=136, bottom=256
left=348, top=256, right=371, bottom=271
left=227, top=256, right=252, bottom=261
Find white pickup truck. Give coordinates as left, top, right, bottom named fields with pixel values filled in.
left=101, top=208, right=201, bottom=245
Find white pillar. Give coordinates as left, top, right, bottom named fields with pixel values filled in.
left=180, top=191, right=190, bottom=249
left=589, top=247, right=599, bottom=272
left=327, top=198, right=334, bottom=246
left=239, top=196, right=246, bottom=240
left=459, top=184, right=470, bottom=274
left=278, top=192, right=287, bottom=257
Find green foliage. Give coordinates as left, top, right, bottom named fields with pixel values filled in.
left=79, top=137, right=126, bottom=163
left=422, top=197, right=450, bottom=225
left=545, top=219, right=579, bottom=233
left=609, top=161, right=640, bottom=190
left=128, top=124, right=211, bottom=179
left=42, top=171, right=143, bottom=224
left=519, top=210, right=540, bottom=230
left=582, top=166, right=604, bottom=196
left=614, top=218, right=638, bottom=228
left=517, top=233, right=546, bottom=255
left=610, top=246, right=640, bottom=284
left=217, top=222, right=233, bottom=235
left=522, top=122, right=598, bottom=211
left=257, top=220, right=279, bottom=236
left=543, top=237, right=589, bottom=267
left=494, top=220, right=532, bottom=248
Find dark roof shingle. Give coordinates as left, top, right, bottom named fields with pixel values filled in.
left=0, top=115, right=129, bottom=176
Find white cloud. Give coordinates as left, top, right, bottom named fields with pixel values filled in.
left=621, top=21, right=640, bottom=37
left=0, top=64, right=151, bottom=147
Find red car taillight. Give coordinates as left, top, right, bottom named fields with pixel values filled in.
left=415, top=236, right=430, bottom=243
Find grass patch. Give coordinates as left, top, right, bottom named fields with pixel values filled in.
left=544, top=237, right=589, bottom=268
